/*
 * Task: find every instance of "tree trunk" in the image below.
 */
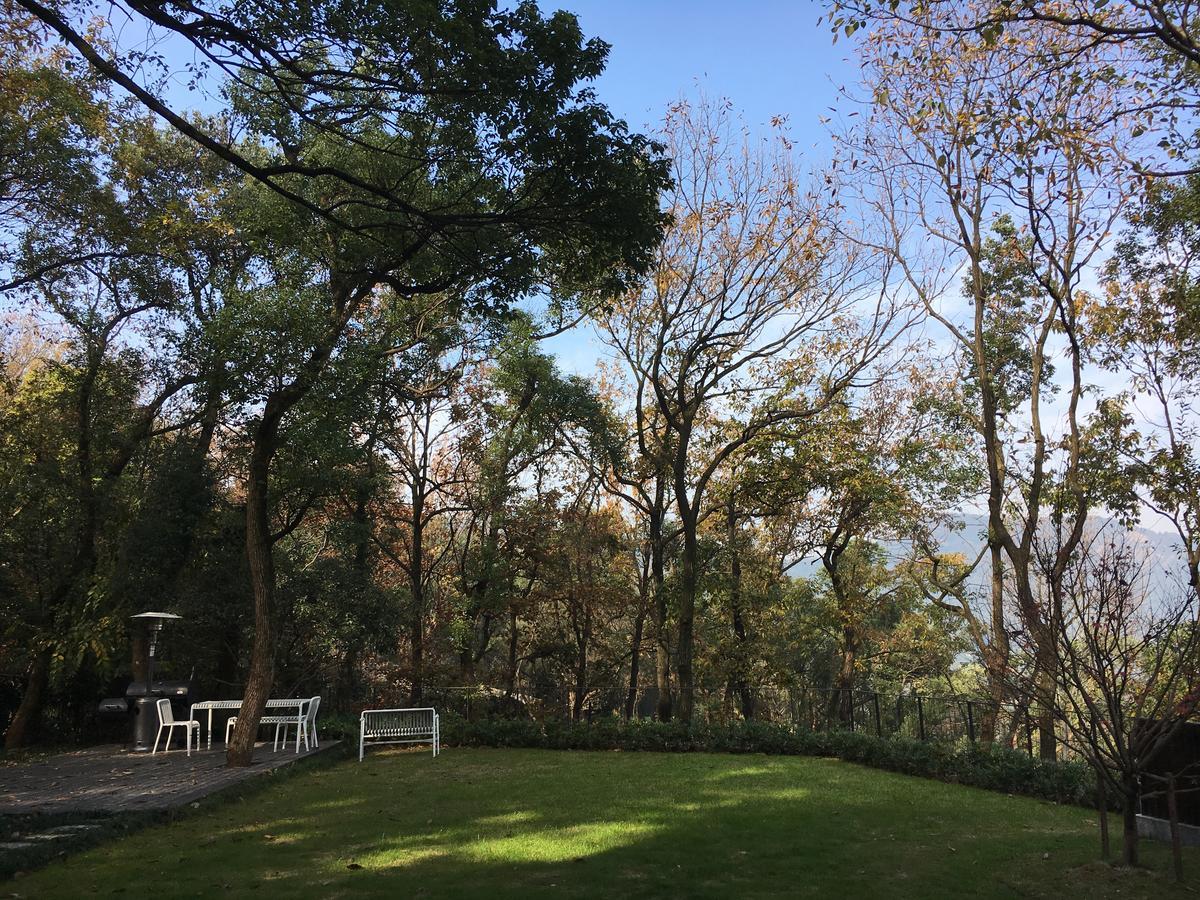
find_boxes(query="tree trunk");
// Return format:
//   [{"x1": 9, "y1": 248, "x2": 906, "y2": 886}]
[
  {"x1": 979, "y1": 542, "x2": 1008, "y2": 747},
  {"x1": 625, "y1": 593, "x2": 647, "y2": 721},
  {"x1": 459, "y1": 644, "x2": 475, "y2": 681},
  {"x1": 1035, "y1": 648, "x2": 1058, "y2": 761},
  {"x1": 726, "y1": 499, "x2": 754, "y2": 720},
  {"x1": 224, "y1": 281, "x2": 362, "y2": 767},
  {"x1": 409, "y1": 609, "x2": 424, "y2": 703},
  {"x1": 572, "y1": 604, "x2": 590, "y2": 722},
  {"x1": 651, "y1": 509, "x2": 672, "y2": 721},
  {"x1": 979, "y1": 671, "x2": 1003, "y2": 748},
  {"x1": 409, "y1": 482, "x2": 425, "y2": 704},
  {"x1": 345, "y1": 477, "x2": 370, "y2": 713},
  {"x1": 3, "y1": 649, "x2": 51, "y2": 750},
  {"x1": 1121, "y1": 780, "x2": 1140, "y2": 867},
  {"x1": 458, "y1": 610, "x2": 493, "y2": 682},
  {"x1": 460, "y1": 517, "x2": 499, "y2": 681},
  {"x1": 828, "y1": 627, "x2": 859, "y2": 727},
  {"x1": 676, "y1": 519, "x2": 698, "y2": 722},
  {"x1": 226, "y1": 407, "x2": 281, "y2": 767},
  {"x1": 506, "y1": 609, "x2": 519, "y2": 697}
]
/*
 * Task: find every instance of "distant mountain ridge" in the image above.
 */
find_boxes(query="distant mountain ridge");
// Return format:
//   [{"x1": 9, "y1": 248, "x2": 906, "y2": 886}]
[
  {"x1": 789, "y1": 513, "x2": 1187, "y2": 603},
  {"x1": 920, "y1": 513, "x2": 1187, "y2": 602}
]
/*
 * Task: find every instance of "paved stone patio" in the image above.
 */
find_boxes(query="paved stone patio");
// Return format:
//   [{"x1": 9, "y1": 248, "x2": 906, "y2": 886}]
[{"x1": 0, "y1": 740, "x2": 339, "y2": 815}]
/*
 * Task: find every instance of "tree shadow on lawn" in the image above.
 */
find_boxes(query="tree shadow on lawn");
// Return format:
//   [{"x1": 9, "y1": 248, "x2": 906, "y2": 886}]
[{"x1": 16, "y1": 748, "x2": 1200, "y2": 899}]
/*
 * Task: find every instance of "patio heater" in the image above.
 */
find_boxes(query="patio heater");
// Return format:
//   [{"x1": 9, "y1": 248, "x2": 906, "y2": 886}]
[{"x1": 128, "y1": 611, "x2": 182, "y2": 752}]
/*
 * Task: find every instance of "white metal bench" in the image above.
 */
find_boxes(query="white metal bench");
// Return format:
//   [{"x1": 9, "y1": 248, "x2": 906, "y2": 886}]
[{"x1": 359, "y1": 707, "x2": 440, "y2": 760}]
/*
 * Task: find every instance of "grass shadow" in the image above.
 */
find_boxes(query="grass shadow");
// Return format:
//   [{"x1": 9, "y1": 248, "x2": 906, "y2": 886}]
[{"x1": 7, "y1": 747, "x2": 1197, "y2": 899}]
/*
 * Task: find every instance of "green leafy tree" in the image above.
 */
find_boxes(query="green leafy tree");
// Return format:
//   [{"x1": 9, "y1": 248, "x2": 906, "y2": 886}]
[
  {"x1": 450, "y1": 328, "x2": 616, "y2": 684},
  {"x1": 0, "y1": 88, "x2": 226, "y2": 747},
  {"x1": 1093, "y1": 175, "x2": 1200, "y2": 602},
  {"x1": 838, "y1": 4, "x2": 1139, "y2": 756},
  {"x1": 601, "y1": 96, "x2": 903, "y2": 721},
  {"x1": 10, "y1": 1, "x2": 669, "y2": 764}
]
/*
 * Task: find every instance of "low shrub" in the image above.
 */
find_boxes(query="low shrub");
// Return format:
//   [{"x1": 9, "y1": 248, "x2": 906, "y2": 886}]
[
  {"x1": 439, "y1": 716, "x2": 1093, "y2": 805},
  {"x1": 317, "y1": 712, "x2": 362, "y2": 742}
]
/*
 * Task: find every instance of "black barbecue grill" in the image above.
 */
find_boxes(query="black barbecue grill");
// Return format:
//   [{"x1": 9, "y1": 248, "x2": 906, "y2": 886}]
[
  {"x1": 95, "y1": 612, "x2": 190, "y2": 751},
  {"x1": 96, "y1": 679, "x2": 197, "y2": 750}
]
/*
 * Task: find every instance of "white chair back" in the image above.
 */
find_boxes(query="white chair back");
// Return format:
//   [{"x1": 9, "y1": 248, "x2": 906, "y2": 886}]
[
  {"x1": 364, "y1": 707, "x2": 434, "y2": 737},
  {"x1": 305, "y1": 696, "x2": 321, "y2": 727},
  {"x1": 156, "y1": 697, "x2": 175, "y2": 726},
  {"x1": 358, "y1": 707, "x2": 439, "y2": 759}
]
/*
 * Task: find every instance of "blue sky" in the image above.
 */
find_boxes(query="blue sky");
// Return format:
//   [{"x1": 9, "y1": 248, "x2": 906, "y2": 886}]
[
  {"x1": 537, "y1": 1, "x2": 856, "y2": 372},
  {"x1": 546, "y1": 2, "x2": 853, "y2": 141}
]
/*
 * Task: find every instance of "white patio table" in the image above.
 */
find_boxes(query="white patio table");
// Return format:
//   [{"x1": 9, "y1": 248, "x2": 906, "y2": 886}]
[{"x1": 190, "y1": 698, "x2": 310, "y2": 750}]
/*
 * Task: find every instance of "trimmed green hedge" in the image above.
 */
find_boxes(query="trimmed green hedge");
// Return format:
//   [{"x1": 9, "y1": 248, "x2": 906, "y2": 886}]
[{"x1": 439, "y1": 716, "x2": 1093, "y2": 806}]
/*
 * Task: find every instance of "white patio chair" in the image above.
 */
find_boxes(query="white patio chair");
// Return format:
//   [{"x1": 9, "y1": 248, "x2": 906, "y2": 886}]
[
  {"x1": 306, "y1": 695, "x2": 321, "y2": 748},
  {"x1": 152, "y1": 697, "x2": 200, "y2": 756},
  {"x1": 276, "y1": 696, "x2": 320, "y2": 752},
  {"x1": 263, "y1": 700, "x2": 309, "y2": 753}
]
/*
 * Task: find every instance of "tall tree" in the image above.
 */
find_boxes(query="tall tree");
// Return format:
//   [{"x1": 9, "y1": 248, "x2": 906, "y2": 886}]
[
  {"x1": 603, "y1": 97, "x2": 904, "y2": 721},
  {"x1": 368, "y1": 321, "x2": 476, "y2": 702},
  {"x1": 0, "y1": 95, "x2": 223, "y2": 748},
  {"x1": 9, "y1": 2, "x2": 668, "y2": 763},
  {"x1": 450, "y1": 329, "x2": 617, "y2": 684},
  {"x1": 839, "y1": 7, "x2": 1138, "y2": 755},
  {"x1": 1092, "y1": 174, "x2": 1200, "y2": 600},
  {"x1": 594, "y1": 359, "x2": 677, "y2": 719}
]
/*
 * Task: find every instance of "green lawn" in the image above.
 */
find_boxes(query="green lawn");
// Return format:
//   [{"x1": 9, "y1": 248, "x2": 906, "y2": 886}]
[{"x1": 9, "y1": 748, "x2": 1198, "y2": 898}]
